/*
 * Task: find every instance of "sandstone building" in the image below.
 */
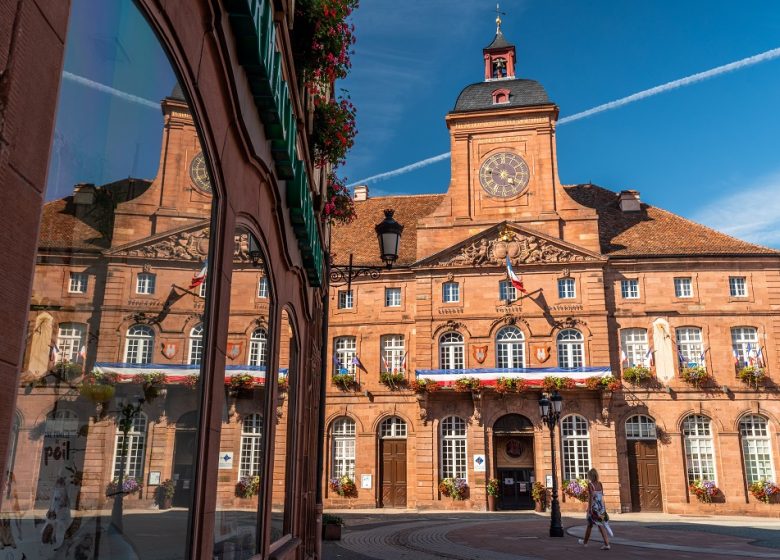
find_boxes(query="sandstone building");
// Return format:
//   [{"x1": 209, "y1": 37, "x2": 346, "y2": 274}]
[{"x1": 324, "y1": 25, "x2": 780, "y2": 516}]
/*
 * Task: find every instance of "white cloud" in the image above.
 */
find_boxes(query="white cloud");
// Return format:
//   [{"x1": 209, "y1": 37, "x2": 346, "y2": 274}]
[{"x1": 692, "y1": 171, "x2": 780, "y2": 247}]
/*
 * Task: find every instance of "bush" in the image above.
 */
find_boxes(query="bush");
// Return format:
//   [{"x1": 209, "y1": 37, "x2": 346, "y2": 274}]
[
  {"x1": 486, "y1": 478, "x2": 500, "y2": 497},
  {"x1": 622, "y1": 366, "x2": 652, "y2": 384}
]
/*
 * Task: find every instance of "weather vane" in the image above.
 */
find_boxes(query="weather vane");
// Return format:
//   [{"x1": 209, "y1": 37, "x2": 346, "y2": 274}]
[{"x1": 495, "y1": 3, "x2": 506, "y2": 33}]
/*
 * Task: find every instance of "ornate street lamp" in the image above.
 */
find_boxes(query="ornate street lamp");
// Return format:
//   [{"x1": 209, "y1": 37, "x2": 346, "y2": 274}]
[
  {"x1": 538, "y1": 390, "x2": 564, "y2": 537},
  {"x1": 329, "y1": 209, "x2": 403, "y2": 291}
]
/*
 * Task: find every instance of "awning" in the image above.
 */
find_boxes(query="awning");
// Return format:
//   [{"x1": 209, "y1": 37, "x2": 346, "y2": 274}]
[{"x1": 414, "y1": 367, "x2": 612, "y2": 388}]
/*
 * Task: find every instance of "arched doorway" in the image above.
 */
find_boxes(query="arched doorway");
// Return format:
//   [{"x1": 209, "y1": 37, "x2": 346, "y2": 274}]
[
  {"x1": 493, "y1": 414, "x2": 534, "y2": 510},
  {"x1": 173, "y1": 410, "x2": 198, "y2": 507},
  {"x1": 625, "y1": 414, "x2": 662, "y2": 511},
  {"x1": 378, "y1": 416, "x2": 407, "y2": 508}
]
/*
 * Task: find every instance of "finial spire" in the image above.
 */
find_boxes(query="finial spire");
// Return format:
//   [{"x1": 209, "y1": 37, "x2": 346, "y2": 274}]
[{"x1": 495, "y1": 3, "x2": 504, "y2": 33}]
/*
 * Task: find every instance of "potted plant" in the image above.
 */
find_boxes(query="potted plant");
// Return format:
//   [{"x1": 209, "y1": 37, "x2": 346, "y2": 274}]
[
  {"x1": 329, "y1": 475, "x2": 357, "y2": 497},
  {"x1": 52, "y1": 360, "x2": 83, "y2": 381},
  {"x1": 133, "y1": 371, "x2": 167, "y2": 402},
  {"x1": 738, "y1": 366, "x2": 766, "y2": 388},
  {"x1": 379, "y1": 371, "x2": 406, "y2": 390},
  {"x1": 563, "y1": 478, "x2": 589, "y2": 502},
  {"x1": 235, "y1": 475, "x2": 260, "y2": 499},
  {"x1": 410, "y1": 377, "x2": 439, "y2": 394},
  {"x1": 749, "y1": 480, "x2": 779, "y2": 503},
  {"x1": 689, "y1": 479, "x2": 720, "y2": 503},
  {"x1": 531, "y1": 481, "x2": 547, "y2": 512},
  {"x1": 486, "y1": 478, "x2": 499, "y2": 511},
  {"x1": 622, "y1": 365, "x2": 652, "y2": 385},
  {"x1": 541, "y1": 376, "x2": 576, "y2": 392},
  {"x1": 332, "y1": 372, "x2": 356, "y2": 390},
  {"x1": 322, "y1": 513, "x2": 344, "y2": 541},
  {"x1": 228, "y1": 373, "x2": 255, "y2": 397},
  {"x1": 680, "y1": 365, "x2": 709, "y2": 388},
  {"x1": 156, "y1": 479, "x2": 175, "y2": 509},
  {"x1": 78, "y1": 370, "x2": 118, "y2": 404},
  {"x1": 438, "y1": 477, "x2": 468, "y2": 500},
  {"x1": 182, "y1": 374, "x2": 199, "y2": 390},
  {"x1": 495, "y1": 377, "x2": 527, "y2": 395},
  {"x1": 454, "y1": 377, "x2": 482, "y2": 392}
]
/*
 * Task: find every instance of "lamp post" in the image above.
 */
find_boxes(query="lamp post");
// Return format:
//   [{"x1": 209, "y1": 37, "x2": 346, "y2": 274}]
[
  {"x1": 329, "y1": 209, "x2": 404, "y2": 291},
  {"x1": 538, "y1": 390, "x2": 564, "y2": 537}
]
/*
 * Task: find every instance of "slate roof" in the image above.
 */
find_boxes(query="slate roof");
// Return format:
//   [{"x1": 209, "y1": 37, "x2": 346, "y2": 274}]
[
  {"x1": 485, "y1": 30, "x2": 514, "y2": 50},
  {"x1": 170, "y1": 83, "x2": 185, "y2": 101},
  {"x1": 452, "y1": 79, "x2": 551, "y2": 113}
]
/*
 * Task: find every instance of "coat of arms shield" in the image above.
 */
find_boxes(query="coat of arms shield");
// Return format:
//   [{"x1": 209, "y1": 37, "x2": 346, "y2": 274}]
[
  {"x1": 533, "y1": 344, "x2": 551, "y2": 363},
  {"x1": 472, "y1": 344, "x2": 488, "y2": 364},
  {"x1": 162, "y1": 342, "x2": 178, "y2": 359},
  {"x1": 227, "y1": 341, "x2": 243, "y2": 361}
]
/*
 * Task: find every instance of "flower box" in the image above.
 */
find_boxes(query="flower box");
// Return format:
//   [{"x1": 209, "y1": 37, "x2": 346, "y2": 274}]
[
  {"x1": 332, "y1": 372, "x2": 356, "y2": 390},
  {"x1": 622, "y1": 366, "x2": 652, "y2": 385},
  {"x1": 680, "y1": 366, "x2": 709, "y2": 387},
  {"x1": 563, "y1": 479, "x2": 589, "y2": 502},
  {"x1": 235, "y1": 475, "x2": 260, "y2": 499},
  {"x1": 454, "y1": 377, "x2": 482, "y2": 392},
  {"x1": 494, "y1": 377, "x2": 527, "y2": 395},
  {"x1": 410, "y1": 378, "x2": 439, "y2": 393},
  {"x1": 379, "y1": 371, "x2": 406, "y2": 390},
  {"x1": 689, "y1": 479, "x2": 720, "y2": 503},
  {"x1": 329, "y1": 475, "x2": 357, "y2": 497},
  {"x1": 541, "y1": 376, "x2": 576, "y2": 392},
  {"x1": 439, "y1": 478, "x2": 468, "y2": 500},
  {"x1": 749, "y1": 480, "x2": 779, "y2": 503},
  {"x1": 738, "y1": 366, "x2": 766, "y2": 388}
]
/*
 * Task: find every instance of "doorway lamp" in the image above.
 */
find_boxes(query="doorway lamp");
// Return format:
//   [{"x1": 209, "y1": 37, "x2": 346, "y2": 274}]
[
  {"x1": 329, "y1": 209, "x2": 404, "y2": 292},
  {"x1": 538, "y1": 390, "x2": 564, "y2": 537}
]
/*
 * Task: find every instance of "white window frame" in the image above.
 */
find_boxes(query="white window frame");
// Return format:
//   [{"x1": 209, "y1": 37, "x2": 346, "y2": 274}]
[
  {"x1": 625, "y1": 414, "x2": 656, "y2": 440},
  {"x1": 729, "y1": 276, "x2": 747, "y2": 297},
  {"x1": 558, "y1": 278, "x2": 576, "y2": 299},
  {"x1": 248, "y1": 328, "x2": 267, "y2": 367},
  {"x1": 676, "y1": 327, "x2": 704, "y2": 367},
  {"x1": 731, "y1": 326, "x2": 759, "y2": 368},
  {"x1": 331, "y1": 417, "x2": 356, "y2": 478},
  {"x1": 561, "y1": 414, "x2": 591, "y2": 480},
  {"x1": 337, "y1": 289, "x2": 353, "y2": 309},
  {"x1": 68, "y1": 272, "x2": 88, "y2": 294},
  {"x1": 682, "y1": 414, "x2": 716, "y2": 484},
  {"x1": 380, "y1": 416, "x2": 407, "y2": 439},
  {"x1": 239, "y1": 413, "x2": 263, "y2": 479},
  {"x1": 442, "y1": 282, "x2": 460, "y2": 303},
  {"x1": 674, "y1": 277, "x2": 692, "y2": 298},
  {"x1": 187, "y1": 324, "x2": 204, "y2": 365},
  {"x1": 739, "y1": 414, "x2": 775, "y2": 484},
  {"x1": 199, "y1": 281, "x2": 207, "y2": 298},
  {"x1": 496, "y1": 326, "x2": 525, "y2": 368},
  {"x1": 620, "y1": 328, "x2": 649, "y2": 367},
  {"x1": 557, "y1": 329, "x2": 584, "y2": 368},
  {"x1": 257, "y1": 277, "x2": 269, "y2": 299},
  {"x1": 334, "y1": 336, "x2": 357, "y2": 374},
  {"x1": 124, "y1": 324, "x2": 154, "y2": 364},
  {"x1": 385, "y1": 287, "x2": 401, "y2": 307},
  {"x1": 112, "y1": 412, "x2": 148, "y2": 479},
  {"x1": 57, "y1": 323, "x2": 85, "y2": 363},
  {"x1": 381, "y1": 334, "x2": 405, "y2": 373},
  {"x1": 499, "y1": 280, "x2": 516, "y2": 301},
  {"x1": 136, "y1": 272, "x2": 156, "y2": 295},
  {"x1": 44, "y1": 409, "x2": 79, "y2": 438},
  {"x1": 621, "y1": 279, "x2": 640, "y2": 299},
  {"x1": 440, "y1": 416, "x2": 467, "y2": 480},
  {"x1": 439, "y1": 332, "x2": 464, "y2": 370}
]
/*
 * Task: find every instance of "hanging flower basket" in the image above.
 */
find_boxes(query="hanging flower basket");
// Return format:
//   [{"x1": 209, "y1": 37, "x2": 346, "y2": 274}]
[
  {"x1": 689, "y1": 479, "x2": 720, "y2": 503},
  {"x1": 228, "y1": 373, "x2": 255, "y2": 396},
  {"x1": 563, "y1": 479, "x2": 589, "y2": 502},
  {"x1": 379, "y1": 371, "x2": 406, "y2": 389},
  {"x1": 738, "y1": 366, "x2": 766, "y2": 388},
  {"x1": 312, "y1": 97, "x2": 357, "y2": 168},
  {"x1": 622, "y1": 366, "x2": 652, "y2": 384},
  {"x1": 78, "y1": 370, "x2": 119, "y2": 403},
  {"x1": 322, "y1": 173, "x2": 356, "y2": 226},
  {"x1": 106, "y1": 476, "x2": 142, "y2": 497},
  {"x1": 410, "y1": 377, "x2": 439, "y2": 393},
  {"x1": 541, "y1": 376, "x2": 576, "y2": 392},
  {"x1": 749, "y1": 480, "x2": 780, "y2": 503},
  {"x1": 680, "y1": 366, "x2": 709, "y2": 387},
  {"x1": 132, "y1": 372, "x2": 167, "y2": 402},
  {"x1": 332, "y1": 372, "x2": 356, "y2": 390},
  {"x1": 439, "y1": 477, "x2": 468, "y2": 500},
  {"x1": 329, "y1": 475, "x2": 357, "y2": 497},
  {"x1": 235, "y1": 475, "x2": 260, "y2": 499}
]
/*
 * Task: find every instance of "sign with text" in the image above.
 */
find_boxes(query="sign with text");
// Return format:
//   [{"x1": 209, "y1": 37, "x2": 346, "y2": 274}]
[{"x1": 218, "y1": 451, "x2": 234, "y2": 470}]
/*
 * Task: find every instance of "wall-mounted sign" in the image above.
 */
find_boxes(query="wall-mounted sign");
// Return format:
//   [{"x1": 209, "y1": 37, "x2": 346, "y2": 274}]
[
  {"x1": 546, "y1": 475, "x2": 553, "y2": 488},
  {"x1": 361, "y1": 474, "x2": 372, "y2": 489},
  {"x1": 473, "y1": 454, "x2": 486, "y2": 472},
  {"x1": 218, "y1": 451, "x2": 234, "y2": 470},
  {"x1": 148, "y1": 471, "x2": 161, "y2": 486}
]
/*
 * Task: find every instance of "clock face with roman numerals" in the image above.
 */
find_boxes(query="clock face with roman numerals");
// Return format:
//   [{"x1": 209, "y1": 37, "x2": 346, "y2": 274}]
[
  {"x1": 478, "y1": 152, "x2": 530, "y2": 198},
  {"x1": 189, "y1": 151, "x2": 212, "y2": 193}
]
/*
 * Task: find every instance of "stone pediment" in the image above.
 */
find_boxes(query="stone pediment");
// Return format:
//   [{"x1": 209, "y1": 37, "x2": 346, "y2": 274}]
[
  {"x1": 415, "y1": 222, "x2": 604, "y2": 268},
  {"x1": 106, "y1": 221, "x2": 258, "y2": 264}
]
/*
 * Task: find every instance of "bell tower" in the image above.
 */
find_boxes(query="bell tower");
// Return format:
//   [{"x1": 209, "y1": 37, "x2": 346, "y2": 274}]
[{"x1": 484, "y1": 8, "x2": 516, "y2": 80}]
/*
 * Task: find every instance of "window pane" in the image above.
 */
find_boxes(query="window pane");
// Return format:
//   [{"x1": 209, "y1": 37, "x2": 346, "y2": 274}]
[
  {"x1": 11, "y1": 4, "x2": 214, "y2": 557},
  {"x1": 683, "y1": 415, "x2": 716, "y2": 483}
]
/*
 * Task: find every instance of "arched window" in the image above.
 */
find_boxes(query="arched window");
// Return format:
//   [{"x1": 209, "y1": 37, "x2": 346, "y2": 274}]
[
  {"x1": 57, "y1": 323, "x2": 85, "y2": 362},
  {"x1": 248, "y1": 328, "x2": 267, "y2": 367},
  {"x1": 331, "y1": 417, "x2": 356, "y2": 478},
  {"x1": 731, "y1": 327, "x2": 759, "y2": 368},
  {"x1": 333, "y1": 337, "x2": 357, "y2": 374},
  {"x1": 557, "y1": 329, "x2": 584, "y2": 368},
  {"x1": 381, "y1": 334, "x2": 405, "y2": 372},
  {"x1": 112, "y1": 412, "x2": 148, "y2": 479},
  {"x1": 239, "y1": 413, "x2": 263, "y2": 478},
  {"x1": 625, "y1": 414, "x2": 656, "y2": 439},
  {"x1": 439, "y1": 332, "x2": 464, "y2": 370},
  {"x1": 188, "y1": 324, "x2": 204, "y2": 365},
  {"x1": 620, "y1": 328, "x2": 648, "y2": 367},
  {"x1": 124, "y1": 324, "x2": 154, "y2": 364},
  {"x1": 380, "y1": 416, "x2": 407, "y2": 439},
  {"x1": 496, "y1": 326, "x2": 524, "y2": 368},
  {"x1": 739, "y1": 414, "x2": 774, "y2": 484},
  {"x1": 492, "y1": 57, "x2": 507, "y2": 78},
  {"x1": 682, "y1": 414, "x2": 716, "y2": 483},
  {"x1": 676, "y1": 327, "x2": 704, "y2": 367},
  {"x1": 440, "y1": 416, "x2": 467, "y2": 479},
  {"x1": 562, "y1": 414, "x2": 591, "y2": 480}
]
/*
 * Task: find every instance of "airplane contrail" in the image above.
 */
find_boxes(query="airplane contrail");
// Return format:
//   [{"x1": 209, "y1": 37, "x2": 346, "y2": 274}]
[
  {"x1": 347, "y1": 46, "x2": 780, "y2": 188},
  {"x1": 62, "y1": 71, "x2": 161, "y2": 110}
]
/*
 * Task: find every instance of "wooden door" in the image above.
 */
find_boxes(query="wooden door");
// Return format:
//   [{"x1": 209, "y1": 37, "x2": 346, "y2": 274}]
[
  {"x1": 380, "y1": 439, "x2": 407, "y2": 508},
  {"x1": 627, "y1": 440, "x2": 662, "y2": 511},
  {"x1": 172, "y1": 430, "x2": 196, "y2": 507}
]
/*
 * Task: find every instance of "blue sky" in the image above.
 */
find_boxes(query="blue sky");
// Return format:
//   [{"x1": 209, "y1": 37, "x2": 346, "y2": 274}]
[{"x1": 339, "y1": 1, "x2": 780, "y2": 247}]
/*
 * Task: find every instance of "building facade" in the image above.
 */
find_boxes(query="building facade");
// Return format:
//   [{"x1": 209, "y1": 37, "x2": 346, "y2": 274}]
[
  {"x1": 1, "y1": 1, "x2": 335, "y2": 559},
  {"x1": 324, "y1": 26, "x2": 780, "y2": 516}
]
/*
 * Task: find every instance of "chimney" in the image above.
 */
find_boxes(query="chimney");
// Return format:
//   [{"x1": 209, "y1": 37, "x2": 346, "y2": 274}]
[
  {"x1": 353, "y1": 184, "x2": 368, "y2": 202},
  {"x1": 618, "y1": 190, "x2": 641, "y2": 212},
  {"x1": 73, "y1": 183, "x2": 96, "y2": 206}
]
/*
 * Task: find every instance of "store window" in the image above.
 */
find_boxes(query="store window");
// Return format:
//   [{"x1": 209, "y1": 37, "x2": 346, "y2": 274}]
[
  {"x1": 440, "y1": 416, "x2": 467, "y2": 480},
  {"x1": 739, "y1": 414, "x2": 774, "y2": 485},
  {"x1": 331, "y1": 417, "x2": 356, "y2": 478},
  {"x1": 557, "y1": 329, "x2": 584, "y2": 368},
  {"x1": 562, "y1": 414, "x2": 591, "y2": 480},
  {"x1": 439, "y1": 332, "x2": 464, "y2": 370},
  {"x1": 682, "y1": 414, "x2": 716, "y2": 484},
  {"x1": 496, "y1": 326, "x2": 524, "y2": 368}
]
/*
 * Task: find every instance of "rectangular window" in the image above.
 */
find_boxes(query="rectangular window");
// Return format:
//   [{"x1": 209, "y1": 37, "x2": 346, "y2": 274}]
[
  {"x1": 112, "y1": 415, "x2": 148, "y2": 479},
  {"x1": 68, "y1": 272, "x2": 88, "y2": 293},
  {"x1": 257, "y1": 277, "x2": 269, "y2": 298},
  {"x1": 337, "y1": 289, "x2": 353, "y2": 309},
  {"x1": 442, "y1": 282, "x2": 460, "y2": 303},
  {"x1": 333, "y1": 435, "x2": 356, "y2": 478},
  {"x1": 674, "y1": 277, "x2": 692, "y2": 298},
  {"x1": 136, "y1": 273, "x2": 156, "y2": 295},
  {"x1": 499, "y1": 280, "x2": 516, "y2": 301},
  {"x1": 558, "y1": 278, "x2": 575, "y2": 299},
  {"x1": 385, "y1": 287, "x2": 401, "y2": 307},
  {"x1": 729, "y1": 276, "x2": 747, "y2": 297},
  {"x1": 620, "y1": 328, "x2": 649, "y2": 367},
  {"x1": 381, "y1": 335, "x2": 405, "y2": 372},
  {"x1": 334, "y1": 337, "x2": 357, "y2": 375},
  {"x1": 199, "y1": 281, "x2": 207, "y2": 298},
  {"x1": 621, "y1": 279, "x2": 639, "y2": 299},
  {"x1": 441, "y1": 438, "x2": 467, "y2": 479}
]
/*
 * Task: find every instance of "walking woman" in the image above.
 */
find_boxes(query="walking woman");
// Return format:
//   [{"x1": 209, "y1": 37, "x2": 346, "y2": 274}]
[{"x1": 578, "y1": 468, "x2": 612, "y2": 550}]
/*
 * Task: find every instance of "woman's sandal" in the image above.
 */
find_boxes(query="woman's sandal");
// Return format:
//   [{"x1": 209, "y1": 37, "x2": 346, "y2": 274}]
[{"x1": 601, "y1": 545, "x2": 611, "y2": 550}]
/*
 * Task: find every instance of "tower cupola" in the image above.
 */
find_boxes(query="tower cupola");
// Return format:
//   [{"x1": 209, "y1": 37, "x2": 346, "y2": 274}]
[{"x1": 483, "y1": 5, "x2": 516, "y2": 80}]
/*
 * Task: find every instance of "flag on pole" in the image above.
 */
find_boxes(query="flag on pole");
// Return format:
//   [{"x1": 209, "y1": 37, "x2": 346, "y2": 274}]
[
  {"x1": 401, "y1": 351, "x2": 408, "y2": 372},
  {"x1": 677, "y1": 347, "x2": 686, "y2": 365},
  {"x1": 746, "y1": 343, "x2": 756, "y2": 366},
  {"x1": 505, "y1": 255, "x2": 527, "y2": 294},
  {"x1": 645, "y1": 347, "x2": 654, "y2": 367},
  {"x1": 352, "y1": 355, "x2": 367, "y2": 371},
  {"x1": 50, "y1": 343, "x2": 60, "y2": 363},
  {"x1": 190, "y1": 259, "x2": 208, "y2": 289},
  {"x1": 756, "y1": 346, "x2": 765, "y2": 368},
  {"x1": 699, "y1": 346, "x2": 707, "y2": 366},
  {"x1": 620, "y1": 349, "x2": 627, "y2": 365},
  {"x1": 732, "y1": 348, "x2": 740, "y2": 365},
  {"x1": 78, "y1": 345, "x2": 87, "y2": 362},
  {"x1": 382, "y1": 356, "x2": 390, "y2": 373},
  {"x1": 332, "y1": 352, "x2": 341, "y2": 372}
]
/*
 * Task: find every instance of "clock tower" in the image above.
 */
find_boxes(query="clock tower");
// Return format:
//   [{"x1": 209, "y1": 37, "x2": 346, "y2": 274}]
[{"x1": 417, "y1": 21, "x2": 601, "y2": 258}]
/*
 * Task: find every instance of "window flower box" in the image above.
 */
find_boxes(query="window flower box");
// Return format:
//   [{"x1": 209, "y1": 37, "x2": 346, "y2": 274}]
[
  {"x1": 738, "y1": 366, "x2": 766, "y2": 388},
  {"x1": 622, "y1": 366, "x2": 652, "y2": 385},
  {"x1": 563, "y1": 478, "x2": 589, "y2": 502},
  {"x1": 749, "y1": 480, "x2": 779, "y2": 503},
  {"x1": 439, "y1": 477, "x2": 468, "y2": 500},
  {"x1": 235, "y1": 475, "x2": 260, "y2": 499},
  {"x1": 585, "y1": 375, "x2": 621, "y2": 391},
  {"x1": 541, "y1": 376, "x2": 576, "y2": 392},
  {"x1": 329, "y1": 475, "x2": 357, "y2": 497},
  {"x1": 410, "y1": 377, "x2": 439, "y2": 394},
  {"x1": 332, "y1": 372, "x2": 356, "y2": 390},
  {"x1": 379, "y1": 371, "x2": 406, "y2": 390},
  {"x1": 495, "y1": 376, "x2": 527, "y2": 395},
  {"x1": 680, "y1": 366, "x2": 709, "y2": 388},
  {"x1": 689, "y1": 479, "x2": 720, "y2": 503}
]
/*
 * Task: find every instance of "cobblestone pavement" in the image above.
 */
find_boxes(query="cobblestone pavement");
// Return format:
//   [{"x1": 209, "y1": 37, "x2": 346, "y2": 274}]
[{"x1": 322, "y1": 511, "x2": 780, "y2": 560}]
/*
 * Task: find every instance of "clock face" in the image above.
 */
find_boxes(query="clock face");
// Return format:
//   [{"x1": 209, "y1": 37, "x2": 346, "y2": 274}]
[
  {"x1": 479, "y1": 152, "x2": 530, "y2": 198},
  {"x1": 189, "y1": 152, "x2": 212, "y2": 193}
]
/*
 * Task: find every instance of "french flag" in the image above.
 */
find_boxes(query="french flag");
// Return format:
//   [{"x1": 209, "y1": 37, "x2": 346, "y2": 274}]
[
  {"x1": 505, "y1": 255, "x2": 527, "y2": 294},
  {"x1": 190, "y1": 259, "x2": 208, "y2": 289}
]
